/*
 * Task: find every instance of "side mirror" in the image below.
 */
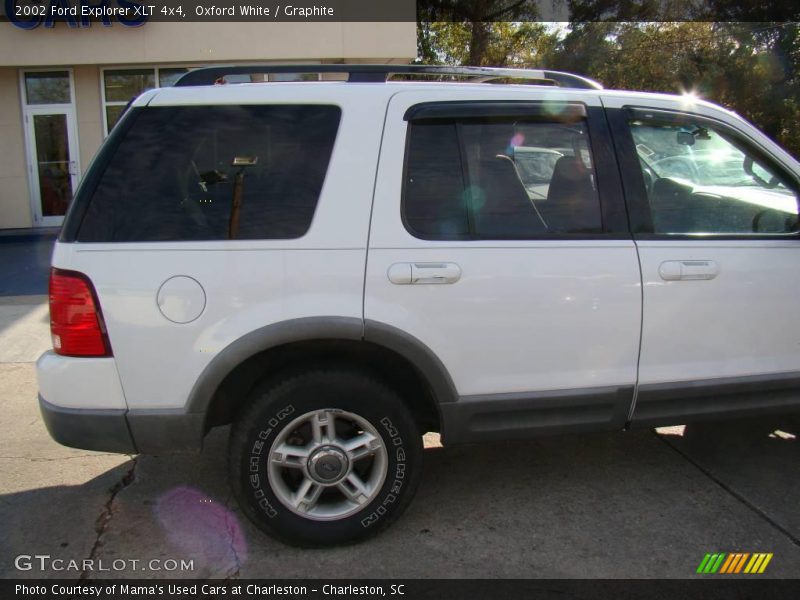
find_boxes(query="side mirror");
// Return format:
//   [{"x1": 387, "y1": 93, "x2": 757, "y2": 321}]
[
  {"x1": 744, "y1": 156, "x2": 781, "y2": 189},
  {"x1": 676, "y1": 131, "x2": 695, "y2": 146}
]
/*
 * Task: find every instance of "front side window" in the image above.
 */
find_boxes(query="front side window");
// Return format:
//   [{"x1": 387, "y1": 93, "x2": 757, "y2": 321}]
[
  {"x1": 77, "y1": 104, "x2": 341, "y2": 242},
  {"x1": 404, "y1": 115, "x2": 602, "y2": 239},
  {"x1": 628, "y1": 112, "x2": 800, "y2": 235}
]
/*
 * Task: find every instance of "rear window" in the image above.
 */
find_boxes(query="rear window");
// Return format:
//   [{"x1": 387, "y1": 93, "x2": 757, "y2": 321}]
[{"x1": 77, "y1": 105, "x2": 341, "y2": 242}]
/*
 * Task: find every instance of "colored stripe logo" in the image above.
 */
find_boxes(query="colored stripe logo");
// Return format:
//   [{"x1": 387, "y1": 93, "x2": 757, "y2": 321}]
[{"x1": 696, "y1": 552, "x2": 773, "y2": 574}]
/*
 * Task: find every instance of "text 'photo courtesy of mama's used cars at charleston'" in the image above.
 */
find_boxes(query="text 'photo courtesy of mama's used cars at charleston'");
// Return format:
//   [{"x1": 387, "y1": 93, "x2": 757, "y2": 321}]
[{"x1": 37, "y1": 64, "x2": 800, "y2": 546}]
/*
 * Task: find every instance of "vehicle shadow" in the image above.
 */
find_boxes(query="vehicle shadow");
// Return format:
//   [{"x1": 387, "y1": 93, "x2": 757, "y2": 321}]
[{"x1": 0, "y1": 458, "x2": 135, "y2": 579}]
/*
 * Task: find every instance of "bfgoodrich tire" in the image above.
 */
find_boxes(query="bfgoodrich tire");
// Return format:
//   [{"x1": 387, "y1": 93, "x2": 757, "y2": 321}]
[{"x1": 229, "y1": 369, "x2": 423, "y2": 546}]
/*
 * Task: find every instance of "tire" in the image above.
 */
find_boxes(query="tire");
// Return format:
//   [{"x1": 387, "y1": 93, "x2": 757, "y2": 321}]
[{"x1": 229, "y1": 368, "x2": 423, "y2": 546}]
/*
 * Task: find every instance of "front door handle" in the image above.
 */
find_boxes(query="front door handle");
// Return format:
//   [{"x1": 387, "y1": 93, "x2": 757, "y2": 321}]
[
  {"x1": 387, "y1": 262, "x2": 462, "y2": 285},
  {"x1": 659, "y1": 260, "x2": 720, "y2": 281}
]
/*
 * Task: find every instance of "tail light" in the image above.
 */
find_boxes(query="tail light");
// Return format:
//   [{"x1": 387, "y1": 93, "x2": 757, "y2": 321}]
[{"x1": 49, "y1": 268, "x2": 112, "y2": 357}]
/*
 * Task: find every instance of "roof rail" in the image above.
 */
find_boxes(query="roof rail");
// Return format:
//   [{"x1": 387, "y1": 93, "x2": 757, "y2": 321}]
[{"x1": 173, "y1": 64, "x2": 603, "y2": 90}]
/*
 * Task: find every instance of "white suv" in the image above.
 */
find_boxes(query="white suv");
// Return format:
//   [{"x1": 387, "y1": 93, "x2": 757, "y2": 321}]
[{"x1": 37, "y1": 65, "x2": 800, "y2": 546}]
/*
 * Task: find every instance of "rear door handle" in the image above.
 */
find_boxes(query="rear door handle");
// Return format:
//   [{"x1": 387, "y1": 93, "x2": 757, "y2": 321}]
[
  {"x1": 659, "y1": 260, "x2": 720, "y2": 281},
  {"x1": 387, "y1": 262, "x2": 461, "y2": 285}
]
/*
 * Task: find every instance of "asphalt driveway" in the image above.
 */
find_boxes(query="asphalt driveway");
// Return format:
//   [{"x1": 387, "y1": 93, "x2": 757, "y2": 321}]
[{"x1": 0, "y1": 229, "x2": 56, "y2": 297}]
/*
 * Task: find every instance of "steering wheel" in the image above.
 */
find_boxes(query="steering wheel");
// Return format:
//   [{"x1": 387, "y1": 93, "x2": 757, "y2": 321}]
[{"x1": 650, "y1": 155, "x2": 700, "y2": 183}]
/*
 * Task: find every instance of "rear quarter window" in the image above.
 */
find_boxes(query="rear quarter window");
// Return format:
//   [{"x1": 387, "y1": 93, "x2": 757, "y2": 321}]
[{"x1": 76, "y1": 104, "x2": 341, "y2": 242}]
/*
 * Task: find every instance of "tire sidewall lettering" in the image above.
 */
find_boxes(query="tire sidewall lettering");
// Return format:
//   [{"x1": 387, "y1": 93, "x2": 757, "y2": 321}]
[
  {"x1": 360, "y1": 416, "x2": 407, "y2": 528},
  {"x1": 247, "y1": 404, "x2": 295, "y2": 519}
]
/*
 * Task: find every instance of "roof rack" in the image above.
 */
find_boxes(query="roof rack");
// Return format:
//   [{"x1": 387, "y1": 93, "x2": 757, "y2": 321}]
[{"x1": 173, "y1": 64, "x2": 603, "y2": 90}]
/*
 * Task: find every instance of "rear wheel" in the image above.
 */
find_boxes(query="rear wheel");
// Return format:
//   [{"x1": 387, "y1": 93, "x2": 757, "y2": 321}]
[{"x1": 229, "y1": 369, "x2": 423, "y2": 546}]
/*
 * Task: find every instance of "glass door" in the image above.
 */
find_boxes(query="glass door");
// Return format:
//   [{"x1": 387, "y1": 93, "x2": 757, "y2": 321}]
[{"x1": 21, "y1": 70, "x2": 80, "y2": 228}]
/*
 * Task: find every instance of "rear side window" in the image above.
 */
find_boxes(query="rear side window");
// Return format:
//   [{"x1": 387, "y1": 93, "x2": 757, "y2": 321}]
[
  {"x1": 403, "y1": 116, "x2": 602, "y2": 240},
  {"x1": 77, "y1": 105, "x2": 341, "y2": 242}
]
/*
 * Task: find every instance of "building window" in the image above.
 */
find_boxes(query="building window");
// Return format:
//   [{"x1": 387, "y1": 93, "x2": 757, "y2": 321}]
[
  {"x1": 102, "y1": 67, "x2": 190, "y2": 134},
  {"x1": 24, "y1": 71, "x2": 72, "y2": 105}
]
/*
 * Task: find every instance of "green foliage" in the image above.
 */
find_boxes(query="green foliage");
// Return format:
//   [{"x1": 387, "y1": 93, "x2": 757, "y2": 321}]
[{"x1": 417, "y1": 21, "x2": 551, "y2": 66}]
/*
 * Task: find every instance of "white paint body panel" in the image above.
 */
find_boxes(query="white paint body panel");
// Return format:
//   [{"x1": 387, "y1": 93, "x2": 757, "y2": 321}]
[
  {"x1": 57, "y1": 246, "x2": 366, "y2": 409},
  {"x1": 636, "y1": 241, "x2": 800, "y2": 385},
  {"x1": 365, "y1": 90, "x2": 642, "y2": 396}
]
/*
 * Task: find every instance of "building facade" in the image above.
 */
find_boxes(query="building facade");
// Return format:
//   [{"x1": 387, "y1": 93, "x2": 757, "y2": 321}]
[{"x1": 0, "y1": 20, "x2": 416, "y2": 230}]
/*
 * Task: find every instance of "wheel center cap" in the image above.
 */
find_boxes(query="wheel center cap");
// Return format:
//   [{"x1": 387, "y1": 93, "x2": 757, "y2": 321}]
[{"x1": 307, "y1": 446, "x2": 349, "y2": 483}]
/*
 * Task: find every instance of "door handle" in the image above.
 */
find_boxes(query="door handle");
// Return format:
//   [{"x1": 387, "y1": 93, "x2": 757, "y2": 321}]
[
  {"x1": 658, "y1": 260, "x2": 720, "y2": 281},
  {"x1": 387, "y1": 262, "x2": 461, "y2": 285}
]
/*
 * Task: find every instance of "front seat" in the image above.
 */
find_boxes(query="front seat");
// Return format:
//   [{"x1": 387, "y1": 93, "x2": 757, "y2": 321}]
[
  {"x1": 544, "y1": 156, "x2": 602, "y2": 233},
  {"x1": 472, "y1": 157, "x2": 548, "y2": 237}
]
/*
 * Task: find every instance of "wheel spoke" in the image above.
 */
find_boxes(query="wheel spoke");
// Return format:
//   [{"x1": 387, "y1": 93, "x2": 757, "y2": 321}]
[
  {"x1": 336, "y1": 472, "x2": 371, "y2": 505},
  {"x1": 311, "y1": 410, "x2": 337, "y2": 444},
  {"x1": 270, "y1": 443, "x2": 309, "y2": 469},
  {"x1": 342, "y1": 432, "x2": 381, "y2": 462},
  {"x1": 267, "y1": 407, "x2": 389, "y2": 521},
  {"x1": 293, "y1": 477, "x2": 323, "y2": 512}
]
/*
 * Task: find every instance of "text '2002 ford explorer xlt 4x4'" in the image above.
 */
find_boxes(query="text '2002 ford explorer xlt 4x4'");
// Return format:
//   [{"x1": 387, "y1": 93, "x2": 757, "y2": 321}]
[{"x1": 37, "y1": 65, "x2": 800, "y2": 546}]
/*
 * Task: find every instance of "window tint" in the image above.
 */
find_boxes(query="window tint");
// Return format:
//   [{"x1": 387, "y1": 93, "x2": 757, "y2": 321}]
[
  {"x1": 404, "y1": 123, "x2": 469, "y2": 238},
  {"x1": 78, "y1": 105, "x2": 340, "y2": 242},
  {"x1": 628, "y1": 114, "x2": 800, "y2": 235},
  {"x1": 404, "y1": 116, "x2": 602, "y2": 239}
]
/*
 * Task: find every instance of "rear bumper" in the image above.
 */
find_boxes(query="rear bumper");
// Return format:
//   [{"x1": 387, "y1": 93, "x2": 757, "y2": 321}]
[
  {"x1": 37, "y1": 351, "x2": 206, "y2": 454},
  {"x1": 39, "y1": 396, "x2": 137, "y2": 453},
  {"x1": 38, "y1": 395, "x2": 207, "y2": 454}
]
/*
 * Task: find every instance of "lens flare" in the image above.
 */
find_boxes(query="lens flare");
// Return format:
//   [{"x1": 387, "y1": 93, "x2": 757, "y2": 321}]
[
  {"x1": 679, "y1": 87, "x2": 701, "y2": 107},
  {"x1": 156, "y1": 486, "x2": 247, "y2": 571}
]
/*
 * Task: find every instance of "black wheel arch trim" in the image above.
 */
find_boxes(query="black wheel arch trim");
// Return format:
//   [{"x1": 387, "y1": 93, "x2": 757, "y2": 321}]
[
  {"x1": 185, "y1": 316, "x2": 364, "y2": 417},
  {"x1": 362, "y1": 319, "x2": 458, "y2": 405},
  {"x1": 184, "y1": 316, "x2": 459, "y2": 425}
]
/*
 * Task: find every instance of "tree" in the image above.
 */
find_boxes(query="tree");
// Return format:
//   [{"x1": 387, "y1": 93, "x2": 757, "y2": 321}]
[
  {"x1": 416, "y1": 1, "x2": 549, "y2": 66},
  {"x1": 417, "y1": 20, "x2": 553, "y2": 66}
]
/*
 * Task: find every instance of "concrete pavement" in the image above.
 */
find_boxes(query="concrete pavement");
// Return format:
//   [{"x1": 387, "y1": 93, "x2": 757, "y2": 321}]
[{"x1": 0, "y1": 294, "x2": 798, "y2": 580}]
